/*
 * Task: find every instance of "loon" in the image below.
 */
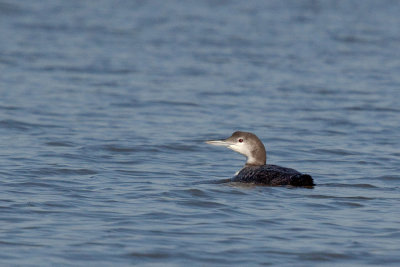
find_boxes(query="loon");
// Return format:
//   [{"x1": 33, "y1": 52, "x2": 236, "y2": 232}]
[{"x1": 206, "y1": 131, "x2": 314, "y2": 186}]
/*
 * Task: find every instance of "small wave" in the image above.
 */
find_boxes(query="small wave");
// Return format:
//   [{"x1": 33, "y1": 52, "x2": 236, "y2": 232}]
[
  {"x1": 300, "y1": 251, "x2": 353, "y2": 261},
  {"x1": 82, "y1": 144, "x2": 159, "y2": 154},
  {"x1": 0, "y1": 2, "x2": 23, "y2": 15},
  {"x1": 128, "y1": 251, "x2": 170, "y2": 259},
  {"x1": 178, "y1": 199, "x2": 227, "y2": 208},
  {"x1": 177, "y1": 66, "x2": 208, "y2": 76},
  {"x1": 103, "y1": 145, "x2": 139, "y2": 153},
  {"x1": 345, "y1": 105, "x2": 400, "y2": 113},
  {"x1": 159, "y1": 144, "x2": 197, "y2": 152},
  {"x1": 184, "y1": 188, "x2": 208, "y2": 197},
  {"x1": 31, "y1": 168, "x2": 97, "y2": 176},
  {"x1": 0, "y1": 119, "x2": 60, "y2": 131},
  {"x1": 375, "y1": 175, "x2": 400, "y2": 181},
  {"x1": 0, "y1": 105, "x2": 20, "y2": 110},
  {"x1": 150, "y1": 100, "x2": 199, "y2": 107},
  {"x1": 311, "y1": 148, "x2": 358, "y2": 156},
  {"x1": 322, "y1": 183, "x2": 379, "y2": 189},
  {"x1": 45, "y1": 141, "x2": 75, "y2": 147},
  {"x1": 308, "y1": 194, "x2": 374, "y2": 200},
  {"x1": 35, "y1": 65, "x2": 136, "y2": 75},
  {"x1": 0, "y1": 240, "x2": 44, "y2": 247},
  {"x1": 339, "y1": 202, "x2": 364, "y2": 208}
]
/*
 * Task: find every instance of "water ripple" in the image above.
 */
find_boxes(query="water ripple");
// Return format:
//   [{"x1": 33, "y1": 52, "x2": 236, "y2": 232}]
[
  {"x1": 30, "y1": 168, "x2": 98, "y2": 176},
  {"x1": 1, "y1": 0, "x2": 400, "y2": 266},
  {"x1": 0, "y1": 119, "x2": 60, "y2": 131}
]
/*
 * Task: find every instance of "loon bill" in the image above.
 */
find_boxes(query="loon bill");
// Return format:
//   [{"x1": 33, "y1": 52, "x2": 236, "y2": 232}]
[{"x1": 206, "y1": 131, "x2": 314, "y2": 186}]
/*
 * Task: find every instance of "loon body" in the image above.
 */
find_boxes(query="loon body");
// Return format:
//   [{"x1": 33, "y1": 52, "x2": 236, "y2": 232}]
[{"x1": 206, "y1": 131, "x2": 314, "y2": 186}]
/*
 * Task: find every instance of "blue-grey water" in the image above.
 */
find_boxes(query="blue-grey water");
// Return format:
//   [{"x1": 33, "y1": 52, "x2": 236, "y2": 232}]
[{"x1": 1, "y1": 0, "x2": 400, "y2": 266}]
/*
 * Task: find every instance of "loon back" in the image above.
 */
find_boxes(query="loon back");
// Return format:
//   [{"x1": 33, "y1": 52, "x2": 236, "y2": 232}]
[{"x1": 232, "y1": 164, "x2": 314, "y2": 186}]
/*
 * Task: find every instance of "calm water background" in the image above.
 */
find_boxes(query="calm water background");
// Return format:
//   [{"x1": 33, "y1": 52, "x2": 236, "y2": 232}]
[{"x1": 1, "y1": 0, "x2": 400, "y2": 266}]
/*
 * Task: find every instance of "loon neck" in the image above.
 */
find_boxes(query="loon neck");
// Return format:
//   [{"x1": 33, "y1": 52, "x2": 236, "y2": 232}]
[
  {"x1": 245, "y1": 149, "x2": 266, "y2": 166},
  {"x1": 245, "y1": 162, "x2": 265, "y2": 168}
]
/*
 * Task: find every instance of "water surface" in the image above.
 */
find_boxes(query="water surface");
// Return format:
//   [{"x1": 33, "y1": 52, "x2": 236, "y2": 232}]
[{"x1": 1, "y1": 0, "x2": 400, "y2": 266}]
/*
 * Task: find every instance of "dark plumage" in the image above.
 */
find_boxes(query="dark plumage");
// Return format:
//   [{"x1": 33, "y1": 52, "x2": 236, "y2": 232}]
[
  {"x1": 206, "y1": 131, "x2": 314, "y2": 187},
  {"x1": 232, "y1": 164, "x2": 314, "y2": 186}
]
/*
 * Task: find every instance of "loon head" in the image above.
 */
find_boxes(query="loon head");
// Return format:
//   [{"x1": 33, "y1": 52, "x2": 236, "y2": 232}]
[{"x1": 206, "y1": 131, "x2": 266, "y2": 166}]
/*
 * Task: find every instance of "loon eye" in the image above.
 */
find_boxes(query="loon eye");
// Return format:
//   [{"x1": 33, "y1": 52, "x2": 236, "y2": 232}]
[{"x1": 238, "y1": 138, "x2": 243, "y2": 143}]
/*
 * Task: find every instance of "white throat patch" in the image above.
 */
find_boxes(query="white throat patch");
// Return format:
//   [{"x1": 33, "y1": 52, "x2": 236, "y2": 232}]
[{"x1": 228, "y1": 143, "x2": 255, "y2": 164}]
